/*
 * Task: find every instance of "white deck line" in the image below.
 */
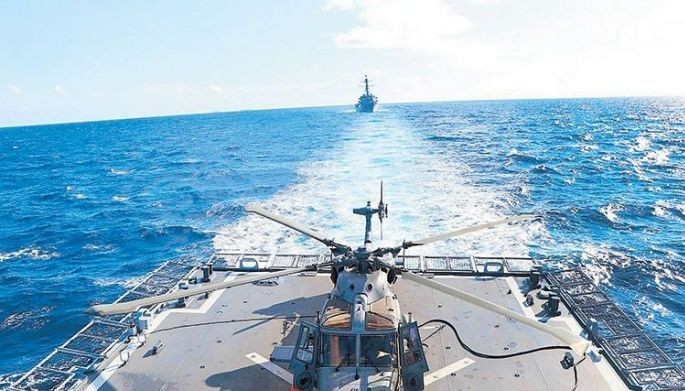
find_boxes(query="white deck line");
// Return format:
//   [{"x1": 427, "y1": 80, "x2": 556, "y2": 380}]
[
  {"x1": 86, "y1": 273, "x2": 238, "y2": 390},
  {"x1": 83, "y1": 337, "x2": 143, "y2": 391},
  {"x1": 504, "y1": 277, "x2": 628, "y2": 391},
  {"x1": 246, "y1": 352, "x2": 294, "y2": 384},
  {"x1": 245, "y1": 353, "x2": 476, "y2": 389},
  {"x1": 144, "y1": 273, "x2": 238, "y2": 332},
  {"x1": 423, "y1": 358, "x2": 475, "y2": 386}
]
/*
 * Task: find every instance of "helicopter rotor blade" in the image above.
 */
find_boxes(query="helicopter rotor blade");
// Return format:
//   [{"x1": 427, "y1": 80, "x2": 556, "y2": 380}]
[
  {"x1": 402, "y1": 272, "x2": 589, "y2": 356},
  {"x1": 379, "y1": 181, "x2": 384, "y2": 240},
  {"x1": 403, "y1": 215, "x2": 540, "y2": 248},
  {"x1": 246, "y1": 205, "x2": 350, "y2": 251},
  {"x1": 380, "y1": 181, "x2": 384, "y2": 205},
  {"x1": 86, "y1": 266, "x2": 321, "y2": 316}
]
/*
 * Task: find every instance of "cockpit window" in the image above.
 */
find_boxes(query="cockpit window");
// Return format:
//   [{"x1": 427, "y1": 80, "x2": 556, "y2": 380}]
[
  {"x1": 366, "y1": 297, "x2": 397, "y2": 330},
  {"x1": 360, "y1": 334, "x2": 397, "y2": 368},
  {"x1": 321, "y1": 297, "x2": 352, "y2": 329},
  {"x1": 320, "y1": 334, "x2": 356, "y2": 367},
  {"x1": 401, "y1": 326, "x2": 423, "y2": 366},
  {"x1": 366, "y1": 311, "x2": 395, "y2": 330}
]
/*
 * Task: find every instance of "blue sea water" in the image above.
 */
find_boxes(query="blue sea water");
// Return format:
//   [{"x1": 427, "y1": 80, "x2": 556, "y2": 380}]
[{"x1": 0, "y1": 98, "x2": 683, "y2": 377}]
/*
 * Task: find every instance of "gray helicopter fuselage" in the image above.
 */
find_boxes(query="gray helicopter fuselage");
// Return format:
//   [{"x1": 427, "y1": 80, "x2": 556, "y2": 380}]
[
  {"x1": 289, "y1": 266, "x2": 405, "y2": 391},
  {"x1": 319, "y1": 268, "x2": 401, "y2": 391}
]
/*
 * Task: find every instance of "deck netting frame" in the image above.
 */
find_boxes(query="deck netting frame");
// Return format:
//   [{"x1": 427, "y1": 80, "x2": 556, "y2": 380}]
[
  {"x1": 548, "y1": 268, "x2": 685, "y2": 390},
  {"x1": 10, "y1": 257, "x2": 198, "y2": 391}
]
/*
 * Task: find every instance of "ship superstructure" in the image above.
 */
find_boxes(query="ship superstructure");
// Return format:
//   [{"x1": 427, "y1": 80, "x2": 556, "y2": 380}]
[{"x1": 355, "y1": 75, "x2": 378, "y2": 113}]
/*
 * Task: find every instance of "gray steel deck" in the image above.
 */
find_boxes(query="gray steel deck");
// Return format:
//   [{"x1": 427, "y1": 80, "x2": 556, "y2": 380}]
[
  {"x1": 12, "y1": 253, "x2": 683, "y2": 390},
  {"x1": 81, "y1": 272, "x2": 621, "y2": 390}
]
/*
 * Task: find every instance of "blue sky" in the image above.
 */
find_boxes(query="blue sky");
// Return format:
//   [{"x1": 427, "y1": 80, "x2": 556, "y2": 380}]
[{"x1": 1, "y1": 0, "x2": 684, "y2": 127}]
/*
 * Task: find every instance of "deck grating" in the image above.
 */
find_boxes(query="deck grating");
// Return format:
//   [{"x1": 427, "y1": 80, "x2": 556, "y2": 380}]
[
  {"x1": 548, "y1": 267, "x2": 685, "y2": 390},
  {"x1": 10, "y1": 256, "x2": 199, "y2": 391}
]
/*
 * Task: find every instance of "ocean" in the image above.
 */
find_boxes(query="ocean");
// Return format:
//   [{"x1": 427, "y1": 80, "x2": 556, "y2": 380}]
[{"x1": 0, "y1": 97, "x2": 683, "y2": 378}]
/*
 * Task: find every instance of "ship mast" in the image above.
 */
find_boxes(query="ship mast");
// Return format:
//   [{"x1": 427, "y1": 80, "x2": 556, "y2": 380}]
[{"x1": 364, "y1": 75, "x2": 370, "y2": 96}]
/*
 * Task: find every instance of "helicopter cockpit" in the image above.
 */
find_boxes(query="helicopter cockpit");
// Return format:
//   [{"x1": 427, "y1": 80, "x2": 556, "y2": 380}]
[
  {"x1": 318, "y1": 294, "x2": 399, "y2": 368},
  {"x1": 288, "y1": 289, "x2": 409, "y2": 390}
]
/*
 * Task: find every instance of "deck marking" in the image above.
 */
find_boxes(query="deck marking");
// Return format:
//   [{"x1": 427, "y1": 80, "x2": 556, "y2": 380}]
[
  {"x1": 86, "y1": 274, "x2": 239, "y2": 390},
  {"x1": 423, "y1": 358, "x2": 474, "y2": 386},
  {"x1": 146, "y1": 273, "x2": 239, "y2": 332},
  {"x1": 246, "y1": 352, "x2": 294, "y2": 384},
  {"x1": 84, "y1": 337, "x2": 144, "y2": 391}
]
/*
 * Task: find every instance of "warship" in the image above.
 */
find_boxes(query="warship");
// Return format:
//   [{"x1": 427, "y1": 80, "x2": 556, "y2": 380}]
[
  {"x1": 355, "y1": 75, "x2": 378, "y2": 113},
  {"x1": 7, "y1": 186, "x2": 685, "y2": 391}
]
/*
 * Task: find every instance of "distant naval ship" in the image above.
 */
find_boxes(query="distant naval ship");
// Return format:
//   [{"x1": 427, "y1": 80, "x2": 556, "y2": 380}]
[{"x1": 355, "y1": 75, "x2": 378, "y2": 112}]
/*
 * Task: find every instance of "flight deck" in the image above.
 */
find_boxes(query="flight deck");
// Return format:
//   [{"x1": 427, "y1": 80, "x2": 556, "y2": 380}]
[{"x1": 9, "y1": 253, "x2": 684, "y2": 391}]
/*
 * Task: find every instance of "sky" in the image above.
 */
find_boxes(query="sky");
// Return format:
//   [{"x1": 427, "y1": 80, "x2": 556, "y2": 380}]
[{"x1": 1, "y1": 0, "x2": 684, "y2": 127}]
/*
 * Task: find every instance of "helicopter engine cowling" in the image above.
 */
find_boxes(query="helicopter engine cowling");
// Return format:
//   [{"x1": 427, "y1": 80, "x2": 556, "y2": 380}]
[{"x1": 332, "y1": 269, "x2": 390, "y2": 304}]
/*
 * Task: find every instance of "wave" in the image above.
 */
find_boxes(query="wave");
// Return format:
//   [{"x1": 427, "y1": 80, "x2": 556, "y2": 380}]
[
  {"x1": 652, "y1": 201, "x2": 669, "y2": 218},
  {"x1": 206, "y1": 201, "x2": 244, "y2": 219},
  {"x1": 579, "y1": 244, "x2": 632, "y2": 285},
  {"x1": 112, "y1": 195, "x2": 129, "y2": 202},
  {"x1": 579, "y1": 242, "x2": 685, "y2": 293},
  {"x1": 506, "y1": 148, "x2": 542, "y2": 164},
  {"x1": 675, "y1": 203, "x2": 685, "y2": 219},
  {"x1": 532, "y1": 164, "x2": 560, "y2": 174},
  {"x1": 108, "y1": 168, "x2": 131, "y2": 175},
  {"x1": 599, "y1": 203, "x2": 624, "y2": 223},
  {"x1": 643, "y1": 148, "x2": 670, "y2": 166},
  {"x1": 140, "y1": 224, "x2": 211, "y2": 241},
  {"x1": 82, "y1": 243, "x2": 115, "y2": 253},
  {"x1": 579, "y1": 144, "x2": 599, "y2": 153},
  {"x1": 169, "y1": 159, "x2": 202, "y2": 166},
  {"x1": 92, "y1": 275, "x2": 144, "y2": 289},
  {"x1": 426, "y1": 135, "x2": 463, "y2": 142},
  {"x1": 65, "y1": 186, "x2": 88, "y2": 200},
  {"x1": 0, "y1": 247, "x2": 60, "y2": 262},
  {"x1": 0, "y1": 306, "x2": 53, "y2": 332},
  {"x1": 630, "y1": 136, "x2": 651, "y2": 152}
]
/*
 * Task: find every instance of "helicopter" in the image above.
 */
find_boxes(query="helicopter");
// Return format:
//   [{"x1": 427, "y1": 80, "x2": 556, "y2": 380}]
[{"x1": 87, "y1": 184, "x2": 590, "y2": 391}]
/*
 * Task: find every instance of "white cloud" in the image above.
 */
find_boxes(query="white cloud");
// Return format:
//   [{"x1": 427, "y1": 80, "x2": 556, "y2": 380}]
[
  {"x1": 330, "y1": 0, "x2": 472, "y2": 51},
  {"x1": 325, "y1": 0, "x2": 685, "y2": 100},
  {"x1": 208, "y1": 85, "x2": 224, "y2": 94},
  {"x1": 53, "y1": 85, "x2": 66, "y2": 95},
  {"x1": 322, "y1": 0, "x2": 356, "y2": 11},
  {"x1": 325, "y1": 0, "x2": 499, "y2": 72},
  {"x1": 7, "y1": 84, "x2": 21, "y2": 95}
]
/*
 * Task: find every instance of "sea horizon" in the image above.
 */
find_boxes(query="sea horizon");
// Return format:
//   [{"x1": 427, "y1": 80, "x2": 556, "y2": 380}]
[{"x1": 2, "y1": 94, "x2": 683, "y2": 130}]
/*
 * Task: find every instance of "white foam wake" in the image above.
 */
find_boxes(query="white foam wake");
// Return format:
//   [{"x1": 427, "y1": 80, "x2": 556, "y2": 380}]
[
  {"x1": 0, "y1": 247, "x2": 60, "y2": 262},
  {"x1": 213, "y1": 115, "x2": 541, "y2": 257}
]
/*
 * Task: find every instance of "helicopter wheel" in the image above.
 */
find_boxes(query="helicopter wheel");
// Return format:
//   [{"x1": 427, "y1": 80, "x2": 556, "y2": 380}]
[{"x1": 294, "y1": 372, "x2": 314, "y2": 391}]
